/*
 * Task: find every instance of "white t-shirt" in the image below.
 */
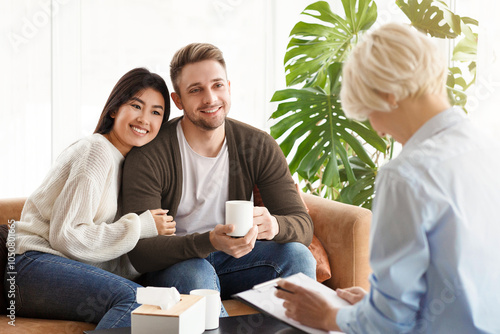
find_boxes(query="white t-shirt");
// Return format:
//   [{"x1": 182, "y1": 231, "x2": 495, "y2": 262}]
[{"x1": 175, "y1": 122, "x2": 229, "y2": 235}]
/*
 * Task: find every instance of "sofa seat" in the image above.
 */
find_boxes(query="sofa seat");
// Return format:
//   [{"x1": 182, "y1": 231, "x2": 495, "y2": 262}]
[{"x1": 0, "y1": 194, "x2": 371, "y2": 333}]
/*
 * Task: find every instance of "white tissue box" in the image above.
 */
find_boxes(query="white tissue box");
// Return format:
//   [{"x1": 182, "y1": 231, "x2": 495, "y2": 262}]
[{"x1": 132, "y1": 294, "x2": 206, "y2": 334}]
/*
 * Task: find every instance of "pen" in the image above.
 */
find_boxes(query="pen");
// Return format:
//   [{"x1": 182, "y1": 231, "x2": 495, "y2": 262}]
[
  {"x1": 253, "y1": 278, "x2": 281, "y2": 290},
  {"x1": 275, "y1": 285, "x2": 294, "y2": 294}
]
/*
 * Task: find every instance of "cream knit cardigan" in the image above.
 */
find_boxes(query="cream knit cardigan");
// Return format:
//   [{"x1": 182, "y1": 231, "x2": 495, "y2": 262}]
[{"x1": 15, "y1": 134, "x2": 158, "y2": 279}]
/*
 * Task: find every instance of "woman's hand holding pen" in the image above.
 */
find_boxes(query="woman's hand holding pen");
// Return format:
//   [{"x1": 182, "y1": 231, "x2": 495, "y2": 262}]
[
  {"x1": 150, "y1": 209, "x2": 176, "y2": 235},
  {"x1": 275, "y1": 280, "x2": 341, "y2": 332}
]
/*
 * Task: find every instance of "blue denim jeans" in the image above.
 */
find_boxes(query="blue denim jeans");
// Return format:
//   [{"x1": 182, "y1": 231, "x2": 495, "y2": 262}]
[
  {"x1": 139, "y1": 241, "x2": 316, "y2": 316},
  {"x1": 9, "y1": 251, "x2": 142, "y2": 329}
]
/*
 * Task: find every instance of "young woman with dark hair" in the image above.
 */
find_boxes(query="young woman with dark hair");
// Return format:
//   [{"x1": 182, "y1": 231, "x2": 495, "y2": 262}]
[{"x1": 10, "y1": 68, "x2": 175, "y2": 329}]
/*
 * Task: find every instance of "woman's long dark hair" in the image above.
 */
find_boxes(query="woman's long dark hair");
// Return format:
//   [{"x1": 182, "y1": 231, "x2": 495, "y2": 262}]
[{"x1": 94, "y1": 68, "x2": 170, "y2": 134}]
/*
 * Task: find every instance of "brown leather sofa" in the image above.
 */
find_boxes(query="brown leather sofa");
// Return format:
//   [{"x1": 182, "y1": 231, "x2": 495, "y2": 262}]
[{"x1": 0, "y1": 194, "x2": 371, "y2": 333}]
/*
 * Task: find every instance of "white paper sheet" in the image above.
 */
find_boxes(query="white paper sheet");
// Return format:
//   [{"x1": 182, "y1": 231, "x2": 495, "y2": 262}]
[{"x1": 234, "y1": 273, "x2": 350, "y2": 334}]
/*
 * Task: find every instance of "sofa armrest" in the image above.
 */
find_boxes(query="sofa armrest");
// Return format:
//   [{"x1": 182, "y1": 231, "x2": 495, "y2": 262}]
[
  {"x1": 301, "y1": 193, "x2": 371, "y2": 291},
  {"x1": 0, "y1": 198, "x2": 26, "y2": 226}
]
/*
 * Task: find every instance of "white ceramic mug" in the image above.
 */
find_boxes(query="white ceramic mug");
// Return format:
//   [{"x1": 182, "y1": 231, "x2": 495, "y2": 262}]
[
  {"x1": 189, "y1": 289, "x2": 221, "y2": 330},
  {"x1": 225, "y1": 200, "x2": 253, "y2": 237}
]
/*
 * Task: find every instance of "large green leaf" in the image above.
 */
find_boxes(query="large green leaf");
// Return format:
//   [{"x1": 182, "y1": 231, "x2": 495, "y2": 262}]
[
  {"x1": 339, "y1": 174, "x2": 375, "y2": 205},
  {"x1": 284, "y1": 0, "x2": 377, "y2": 87},
  {"x1": 396, "y1": 0, "x2": 477, "y2": 111},
  {"x1": 433, "y1": 1, "x2": 478, "y2": 40},
  {"x1": 338, "y1": 157, "x2": 376, "y2": 206},
  {"x1": 447, "y1": 67, "x2": 468, "y2": 107},
  {"x1": 452, "y1": 34, "x2": 478, "y2": 62},
  {"x1": 431, "y1": 1, "x2": 478, "y2": 63},
  {"x1": 341, "y1": 0, "x2": 378, "y2": 32},
  {"x1": 270, "y1": 85, "x2": 384, "y2": 188},
  {"x1": 396, "y1": 0, "x2": 457, "y2": 38}
]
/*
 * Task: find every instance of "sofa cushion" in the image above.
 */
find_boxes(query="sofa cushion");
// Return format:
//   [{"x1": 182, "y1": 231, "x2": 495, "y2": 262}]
[
  {"x1": 0, "y1": 224, "x2": 9, "y2": 314},
  {"x1": 308, "y1": 235, "x2": 331, "y2": 282},
  {"x1": 252, "y1": 185, "x2": 332, "y2": 282}
]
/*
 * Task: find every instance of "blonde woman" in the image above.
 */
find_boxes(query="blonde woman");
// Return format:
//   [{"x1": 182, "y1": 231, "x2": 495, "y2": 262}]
[{"x1": 276, "y1": 23, "x2": 500, "y2": 333}]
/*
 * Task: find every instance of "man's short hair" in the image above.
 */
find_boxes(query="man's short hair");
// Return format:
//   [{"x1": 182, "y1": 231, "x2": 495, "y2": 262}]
[
  {"x1": 170, "y1": 43, "x2": 227, "y2": 95},
  {"x1": 340, "y1": 23, "x2": 448, "y2": 121}
]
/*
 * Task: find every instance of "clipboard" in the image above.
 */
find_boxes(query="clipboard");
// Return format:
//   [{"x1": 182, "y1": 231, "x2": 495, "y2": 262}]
[{"x1": 232, "y1": 272, "x2": 349, "y2": 334}]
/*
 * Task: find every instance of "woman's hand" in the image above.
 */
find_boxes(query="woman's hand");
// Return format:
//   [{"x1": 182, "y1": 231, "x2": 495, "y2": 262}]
[
  {"x1": 336, "y1": 286, "x2": 367, "y2": 305},
  {"x1": 275, "y1": 280, "x2": 341, "y2": 332},
  {"x1": 150, "y1": 209, "x2": 176, "y2": 235}
]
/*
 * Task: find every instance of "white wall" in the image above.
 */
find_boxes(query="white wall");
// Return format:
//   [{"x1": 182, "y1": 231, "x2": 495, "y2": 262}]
[
  {"x1": 461, "y1": 0, "x2": 500, "y2": 138},
  {"x1": 1, "y1": 0, "x2": 52, "y2": 198}
]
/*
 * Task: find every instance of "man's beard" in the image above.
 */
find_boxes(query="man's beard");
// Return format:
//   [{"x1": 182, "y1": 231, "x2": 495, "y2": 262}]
[{"x1": 185, "y1": 107, "x2": 227, "y2": 131}]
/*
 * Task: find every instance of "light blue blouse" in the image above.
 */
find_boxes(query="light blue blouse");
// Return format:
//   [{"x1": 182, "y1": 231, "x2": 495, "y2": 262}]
[{"x1": 337, "y1": 108, "x2": 500, "y2": 333}]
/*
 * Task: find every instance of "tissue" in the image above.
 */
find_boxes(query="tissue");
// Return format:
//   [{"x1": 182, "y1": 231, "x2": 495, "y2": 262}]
[{"x1": 137, "y1": 287, "x2": 181, "y2": 310}]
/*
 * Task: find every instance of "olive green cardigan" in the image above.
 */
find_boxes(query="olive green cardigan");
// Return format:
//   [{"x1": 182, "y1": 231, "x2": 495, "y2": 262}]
[{"x1": 121, "y1": 117, "x2": 313, "y2": 273}]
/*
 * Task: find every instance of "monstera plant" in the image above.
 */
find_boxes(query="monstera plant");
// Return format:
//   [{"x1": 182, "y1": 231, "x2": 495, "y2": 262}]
[{"x1": 270, "y1": 0, "x2": 477, "y2": 208}]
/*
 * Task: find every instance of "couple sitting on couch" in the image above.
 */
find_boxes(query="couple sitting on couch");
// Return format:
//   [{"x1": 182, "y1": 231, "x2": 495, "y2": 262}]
[{"x1": 9, "y1": 43, "x2": 317, "y2": 330}]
